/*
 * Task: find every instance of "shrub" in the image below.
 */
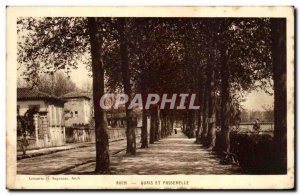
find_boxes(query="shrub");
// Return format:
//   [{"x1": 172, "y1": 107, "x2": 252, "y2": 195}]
[
  {"x1": 230, "y1": 131, "x2": 274, "y2": 174},
  {"x1": 215, "y1": 130, "x2": 275, "y2": 174}
]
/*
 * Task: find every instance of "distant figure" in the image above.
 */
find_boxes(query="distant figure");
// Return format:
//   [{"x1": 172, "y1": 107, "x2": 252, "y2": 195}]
[
  {"x1": 174, "y1": 128, "x2": 177, "y2": 134},
  {"x1": 253, "y1": 119, "x2": 260, "y2": 131}
]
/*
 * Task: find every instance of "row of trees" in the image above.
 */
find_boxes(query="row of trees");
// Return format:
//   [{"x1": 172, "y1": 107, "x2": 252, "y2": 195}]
[
  {"x1": 239, "y1": 106, "x2": 274, "y2": 123},
  {"x1": 17, "y1": 17, "x2": 287, "y2": 173}
]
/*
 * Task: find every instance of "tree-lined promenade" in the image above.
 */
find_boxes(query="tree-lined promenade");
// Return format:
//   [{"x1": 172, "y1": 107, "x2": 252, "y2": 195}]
[{"x1": 18, "y1": 17, "x2": 286, "y2": 174}]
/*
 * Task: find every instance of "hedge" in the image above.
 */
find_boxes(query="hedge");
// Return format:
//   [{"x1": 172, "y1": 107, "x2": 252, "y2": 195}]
[{"x1": 215, "y1": 130, "x2": 275, "y2": 174}]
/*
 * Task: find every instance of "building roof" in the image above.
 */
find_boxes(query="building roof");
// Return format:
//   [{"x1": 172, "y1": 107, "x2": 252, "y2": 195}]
[
  {"x1": 62, "y1": 91, "x2": 91, "y2": 100},
  {"x1": 17, "y1": 88, "x2": 65, "y2": 103}
]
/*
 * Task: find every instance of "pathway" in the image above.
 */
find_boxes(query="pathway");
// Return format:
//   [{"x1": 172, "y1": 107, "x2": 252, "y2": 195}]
[{"x1": 66, "y1": 131, "x2": 240, "y2": 175}]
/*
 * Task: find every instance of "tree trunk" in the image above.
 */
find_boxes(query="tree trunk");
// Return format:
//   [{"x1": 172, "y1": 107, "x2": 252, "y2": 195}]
[
  {"x1": 167, "y1": 114, "x2": 172, "y2": 136},
  {"x1": 220, "y1": 48, "x2": 231, "y2": 153},
  {"x1": 193, "y1": 111, "x2": 197, "y2": 137},
  {"x1": 271, "y1": 18, "x2": 287, "y2": 174},
  {"x1": 160, "y1": 111, "x2": 165, "y2": 138},
  {"x1": 87, "y1": 18, "x2": 110, "y2": 173},
  {"x1": 118, "y1": 18, "x2": 136, "y2": 155},
  {"x1": 187, "y1": 110, "x2": 196, "y2": 138},
  {"x1": 155, "y1": 106, "x2": 161, "y2": 141},
  {"x1": 206, "y1": 60, "x2": 216, "y2": 149},
  {"x1": 141, "y1": 107, "x2": 148, "y2": 148},
  {"x1": 150, "y1": 107, "x2": 156, "y2": 144},
  {"x1": 196, "y1": 78, "x2": 205, "y2": 143},
  {"x1": 161, "y1": 110, "x2": 168, "y2": 138},
  {"x1": 182, "y1": 112, "x2": 187, "y2": 134},
  {"x1": 169, "y1": 114, "x2": 174, "y2": 136},
  {"x1": 140, "y1": 56, "x2": 148, "y2": 148},
  {"x1": 200, "y1": 74, "x2": 209, "y2": 143}
]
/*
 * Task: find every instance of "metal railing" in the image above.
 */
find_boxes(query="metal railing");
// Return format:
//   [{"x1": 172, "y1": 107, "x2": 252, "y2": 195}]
[{"x1": 216, "y1": 122, "x2": 274, "y2": 135}]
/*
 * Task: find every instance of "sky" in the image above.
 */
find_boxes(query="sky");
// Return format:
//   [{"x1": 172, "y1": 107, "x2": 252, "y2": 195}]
[
  {"x1": 69, "y1": 63, "x2": 92, "y2": 88},
  {"x1": 241, "y1": 90, "x2": 273, "y2": 111}
]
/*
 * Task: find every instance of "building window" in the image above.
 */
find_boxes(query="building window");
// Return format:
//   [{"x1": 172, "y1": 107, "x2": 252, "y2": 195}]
[{"x1": 75, "y1": 111, "x2": 78, "y2": 117}]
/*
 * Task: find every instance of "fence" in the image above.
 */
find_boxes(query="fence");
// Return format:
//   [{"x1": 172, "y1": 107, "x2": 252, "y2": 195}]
[{"x1": 215, "y1": 122, "x2": 274, "y2": 135}]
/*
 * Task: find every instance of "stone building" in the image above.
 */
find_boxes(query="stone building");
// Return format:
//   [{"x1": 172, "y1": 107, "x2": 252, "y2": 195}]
[
  {"x1": 62, "y1": 91, "x2": 93, "y2": 143},
  {"x1": 17, "y1": 88, "x2": 66, "y2": 149},
  {"x1": 62, "y1": 91, "x2": 91, "y2": 127}
]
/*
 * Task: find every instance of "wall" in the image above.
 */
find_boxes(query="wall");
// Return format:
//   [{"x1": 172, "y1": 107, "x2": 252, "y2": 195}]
[
  {"x1": 64, "y1": 98, "x2": 91, "y2": 127},
  {"x1": 109, "y1": 127, "x2": 142, "y2": 140},
  {"x1": 83, "y1": 98, "x2": 91, "y2": 124},
  {"x1": 65, "y1": 127, "x2": 142, "y2": 144},
  {"x1": 65, "y1": 127, "x2": 94, "y2": 143}
]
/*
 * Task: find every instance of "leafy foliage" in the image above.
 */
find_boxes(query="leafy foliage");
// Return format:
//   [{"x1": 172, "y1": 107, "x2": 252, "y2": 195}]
[{"x1": 18, "y1": 17, "x2": 90, "y2": 85}]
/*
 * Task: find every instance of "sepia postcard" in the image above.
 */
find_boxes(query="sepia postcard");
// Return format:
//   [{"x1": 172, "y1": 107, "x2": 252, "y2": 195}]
[{"x1": 6, "y1": 6, "x2": 294, "y2": 190}]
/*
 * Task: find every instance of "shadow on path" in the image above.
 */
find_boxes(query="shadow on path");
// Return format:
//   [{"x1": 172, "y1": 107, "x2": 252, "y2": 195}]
[{"x1": 67, "y1": 131, "x2": 241, "y2": 175}]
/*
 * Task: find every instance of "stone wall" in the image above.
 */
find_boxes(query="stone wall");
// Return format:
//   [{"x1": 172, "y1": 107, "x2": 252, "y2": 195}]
[
  {"x1": 65, "y1": 127, "x2": 142, "y2": 143},
  {"x1": 17, "y1": 126, "x2": 142, "y2": 151}
]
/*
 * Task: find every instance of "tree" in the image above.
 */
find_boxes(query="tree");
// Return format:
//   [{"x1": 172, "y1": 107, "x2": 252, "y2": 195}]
[
  {"x1": 262, "y1": 104, "x2": 274, "y2": 122},
  {"x1": 219, "y1": 38, "x2": 231, "y2": 153},
  {"x1": 216, "y1": 18, "x2": 272, "y2": 153},
  {"x1": 17, "y1": 77, "x2": 29, "y2": 88},
  {"x1": 271, "y1": 18, "x2": 287, "y2": 174},
  {"x1": 128, "y1": 18, "x2": 153, "y2": 148},
  {"x1": 205, "y1": 53, "x2": 217, "y2": 148},
  {"x1": 87, "y1": 18, "x2": 110, "y2": 173},
  {"x1": 149, "y1": 106, "x2": 157, "y2": 144},
  {"x1": 37, "y1": 71, "x2": 78, "y2": 97},
  {"x1": 116, "y1": 18, "x2": 136, "y2": 155},
  {"x1": 248, "y1": 110, "x2": 264, "y2": 122}
]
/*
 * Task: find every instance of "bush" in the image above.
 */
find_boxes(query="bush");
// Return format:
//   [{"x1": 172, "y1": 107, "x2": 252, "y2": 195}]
[
  {"x1": 215, "y1": 130, "x2": 275, "y2": 174},
  {"x1": 230, "y1": 131, "x2": 274, "y2": 174}
]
